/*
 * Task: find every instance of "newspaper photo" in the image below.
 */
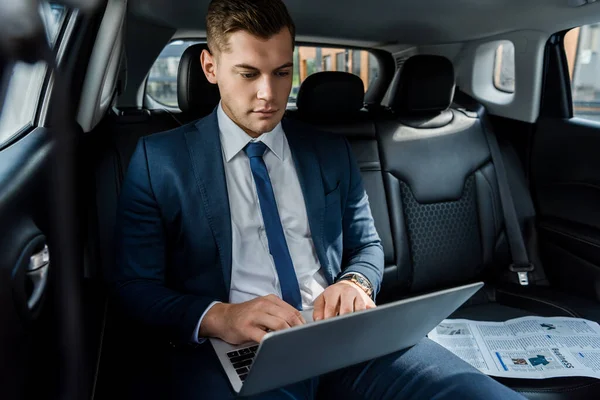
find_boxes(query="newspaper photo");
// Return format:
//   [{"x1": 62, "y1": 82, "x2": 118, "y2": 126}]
[{"x1": 428, "y1": 316, "x2": 600, "y2": 379}]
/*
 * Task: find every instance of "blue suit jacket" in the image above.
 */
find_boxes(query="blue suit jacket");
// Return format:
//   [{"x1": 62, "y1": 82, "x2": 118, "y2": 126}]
[{"x1": 114, "y1": 109, "x2": 384, "y2": 343}]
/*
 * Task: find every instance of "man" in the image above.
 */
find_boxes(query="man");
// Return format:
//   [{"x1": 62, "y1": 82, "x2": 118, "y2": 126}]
[{"x1": 114, "y1": 0, "x2": 526, "y2": 398}]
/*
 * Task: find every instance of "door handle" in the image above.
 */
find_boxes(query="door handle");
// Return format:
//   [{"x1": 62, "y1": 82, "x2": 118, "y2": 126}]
[{"x1": 26, "y1": 244, "x2": 49, "y2": 310}]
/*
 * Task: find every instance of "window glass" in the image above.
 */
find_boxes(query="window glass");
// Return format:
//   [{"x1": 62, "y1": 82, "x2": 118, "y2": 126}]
[
  {"x1": 323, "y1": 55, "x2": 332, "y2": 71},
  {"x1": 493, "y1": 41, "x2": 515, "y2": 93},
  {"x1": 43, "y1": 3, "x2": 68, "y2": 46},
  {"x1": 336, "y1": 52, "x2": 346, "y2": 72},
  {"x1": 295, "y1": 47, "x2": 376, "y2": 104},
  {"x1": 146, "y1": 40, "x2": 200, "y2": 107},
  {"x1": 368, "y1": 53, "x2": 379, "y2": 88},
  {"x1": 565, "y1": 24, "x2": 600, "y2": 121},
  {"x1": 351, "y1": 50, "x2": 362, "y2": 77},
  {"x1": 146, "y1": 43, "x2": 380, "y2": 108},
  {"x1": 0, "y1": 2, "x2": 67, "y2": 146}
]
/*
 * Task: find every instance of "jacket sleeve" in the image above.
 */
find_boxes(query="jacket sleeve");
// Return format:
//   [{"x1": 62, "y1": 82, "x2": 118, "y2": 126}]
[
  {"x1": 339, "y1": 137, "x2": 385, "y2": 297},
  {"x1": 113, "y1": 138, "x2": 215, "y2": 344}
]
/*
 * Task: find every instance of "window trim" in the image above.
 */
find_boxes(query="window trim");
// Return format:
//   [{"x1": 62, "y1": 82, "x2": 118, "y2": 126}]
[
  {"x1": 38, "y1": 8, "x2": 78, "y2": 129},
  {"x1": 0, "y1": 5, "x2": 73, "y2": 151}
]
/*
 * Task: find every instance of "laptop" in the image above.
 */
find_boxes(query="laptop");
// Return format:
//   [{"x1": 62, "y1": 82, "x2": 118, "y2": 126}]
[{"x1": 210, "y1": 281, "x2": 483, "y2": 397}]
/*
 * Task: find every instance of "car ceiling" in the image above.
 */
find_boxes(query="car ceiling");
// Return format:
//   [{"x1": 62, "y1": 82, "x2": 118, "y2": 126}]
[{"x1": 129, "y1": 0, "x2": 600, "y2": 45}]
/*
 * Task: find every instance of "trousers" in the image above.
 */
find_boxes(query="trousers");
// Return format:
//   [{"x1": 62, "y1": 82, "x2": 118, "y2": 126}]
[{"x1": 157, "y1": 338, "x2": 527, "y2": 400}]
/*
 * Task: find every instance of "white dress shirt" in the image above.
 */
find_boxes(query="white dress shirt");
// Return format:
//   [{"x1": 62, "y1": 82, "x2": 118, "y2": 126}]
[{"x1": 192, "y1": 102, "x2": 328, "y2": 342}]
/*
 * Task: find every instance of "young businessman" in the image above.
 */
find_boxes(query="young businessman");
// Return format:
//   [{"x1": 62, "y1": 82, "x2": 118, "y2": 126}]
[{"x1": 114, "y1": 0, "x2": 527, "y2": 398}]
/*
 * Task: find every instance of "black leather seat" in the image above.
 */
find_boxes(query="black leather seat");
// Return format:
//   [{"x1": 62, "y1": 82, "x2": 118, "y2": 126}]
[
  {"x1": 287, "y1": 71, "x2": 403, "y2": 297},
  {"x1": 88, "y1": 43, "x2": 220, "y2": 278},
  {"x1": 374, "y1": 54, "x2": 600, "y2": 399},
  {"x1": 88, "y1": 43, "x2": 220, "y2": 400}
]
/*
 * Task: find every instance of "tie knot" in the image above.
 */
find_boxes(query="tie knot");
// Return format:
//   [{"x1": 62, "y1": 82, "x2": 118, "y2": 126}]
[{"x1": 244, "y1": 141, "x2": 267, "y2": 158}]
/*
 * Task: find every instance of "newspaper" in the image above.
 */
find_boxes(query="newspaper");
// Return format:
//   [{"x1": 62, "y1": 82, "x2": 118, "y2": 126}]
[{"x1": 428, "y1": 316, "x2": 600, "y2": 379}]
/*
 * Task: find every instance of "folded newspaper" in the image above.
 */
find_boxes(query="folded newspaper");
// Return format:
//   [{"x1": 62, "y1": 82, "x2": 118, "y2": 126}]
[{"x1": 428, "y1": 316, "x2": 600, "y2": 379}]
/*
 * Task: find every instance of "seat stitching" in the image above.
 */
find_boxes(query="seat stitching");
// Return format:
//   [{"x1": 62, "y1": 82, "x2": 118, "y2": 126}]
[{"x1": 497, "y1": 289, "x2": 580, "y2": 318}]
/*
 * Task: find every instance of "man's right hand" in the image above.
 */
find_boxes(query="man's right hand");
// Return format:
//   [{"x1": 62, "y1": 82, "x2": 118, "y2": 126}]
[{"x1": 199, "y1": 294, "x2": 306, "y2": 345}]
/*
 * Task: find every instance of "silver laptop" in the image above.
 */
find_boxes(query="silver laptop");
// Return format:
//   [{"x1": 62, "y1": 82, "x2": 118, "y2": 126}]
[{"x1": 210, "y1": 281, "x2": 483, "y2": 397}]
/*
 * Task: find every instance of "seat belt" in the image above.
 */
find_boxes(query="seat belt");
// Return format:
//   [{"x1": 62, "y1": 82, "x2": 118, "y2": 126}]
[{"x1": 454, "y1": 91, "x2": 534, "y2": 286}]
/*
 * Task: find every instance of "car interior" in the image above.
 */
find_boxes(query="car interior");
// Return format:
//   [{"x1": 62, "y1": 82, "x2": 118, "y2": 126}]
[{"x1": 3, "y1": 0, "x2": 600, "y2": 399}]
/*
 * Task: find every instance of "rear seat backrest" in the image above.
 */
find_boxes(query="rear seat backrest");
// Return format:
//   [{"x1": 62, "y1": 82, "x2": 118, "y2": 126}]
[
  {"x1": 288, "y1": 72, "x2": 402, "y2": 295},
  {"x1": 110, "y1": 43, "x2": 221, "y2": 183},
  {"x1": 90, "y1": 43, "x2": 220, "y2": 280},
  {"x1": 377, "y1": 55, "x2": 506, "y2": 295}
]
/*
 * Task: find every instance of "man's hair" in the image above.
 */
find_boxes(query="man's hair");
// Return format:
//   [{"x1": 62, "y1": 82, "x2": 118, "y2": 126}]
[{"x1": 206, "y1": 0, "x2": 295, "y2": 54}]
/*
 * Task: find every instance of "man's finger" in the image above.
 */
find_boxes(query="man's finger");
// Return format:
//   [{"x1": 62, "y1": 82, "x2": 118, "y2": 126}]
[
  {"x1": 313, "y1": 295, "x2": 325, "y2": 321},
  {"x1": 338, "y1": 293, "x2": 355, "y2": 315},
  {"x1": 323, "y1": 292, "x2": 339, "y2": 319},
  {"x1": 247, "y1": 327, "x2": 268, "y2": 343},
  {"x1": 262, "y1": 296, "x2": 306, "y2": 326},
  {"x1": 254, "y1": 313, "x2": 292, "y2": 332},
  {"x1": 267, "y1": 306, "x2": 305, "y2": 327}
]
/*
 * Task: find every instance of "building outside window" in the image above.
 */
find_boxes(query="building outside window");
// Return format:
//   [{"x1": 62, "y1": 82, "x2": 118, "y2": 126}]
[
  {"x1": 336, "y1": 52, "x2": 346, "y2": 72},
  {"x1": 352, "y1": 50, "x2": 361, "y2": 76}
]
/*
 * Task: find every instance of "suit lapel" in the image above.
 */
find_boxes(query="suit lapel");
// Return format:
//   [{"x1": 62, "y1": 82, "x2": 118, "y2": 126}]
[
  {"x1": 184, "y1": 110, "x2": 233, "y2": 293},
  {"x1": 283, "y1": 119, "x2": 330, "y2": 275}
]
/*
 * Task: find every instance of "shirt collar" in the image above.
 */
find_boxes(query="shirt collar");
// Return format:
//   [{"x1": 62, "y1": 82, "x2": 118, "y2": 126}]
[{"x1": 217, "y1": 101, "x2": 285, "y2": 163}]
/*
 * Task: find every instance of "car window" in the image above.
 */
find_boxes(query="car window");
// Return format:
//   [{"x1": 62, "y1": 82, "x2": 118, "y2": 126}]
[
  {"x1": 0, "y1": 2, "x2": 68, "y2": 147},
  {"x1": 493, "y1": 41, "x2": 515, "y2": 93},
  {"x1": 565, "y1": 24, "x2": 600, "y2": 121},
  {"x1": 293, "y1": 46, "x2": 378, "y2": 105},
  {"x1": 146, "y1": 40, "x2": 201, "y2": 108},
  {"x1": 145, "y1": 42, "x2": 380, "y2": 109}
]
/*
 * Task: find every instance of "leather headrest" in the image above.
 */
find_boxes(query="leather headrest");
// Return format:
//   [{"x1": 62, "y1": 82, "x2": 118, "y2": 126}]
[
  {"x1": 177, "y1": 43, "x2": 221, "y2": 115},
  {"x1": 391, "y1": 55, "x2": 455, "y2": 116},
  {"x1": 296, "y1": 72, "x2": 364, "y2": 115}
]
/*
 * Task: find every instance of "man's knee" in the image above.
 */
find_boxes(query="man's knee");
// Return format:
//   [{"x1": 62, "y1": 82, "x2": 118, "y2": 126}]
[{"x1": 323, "y1": 338, "x2": 525, "y2": 400}]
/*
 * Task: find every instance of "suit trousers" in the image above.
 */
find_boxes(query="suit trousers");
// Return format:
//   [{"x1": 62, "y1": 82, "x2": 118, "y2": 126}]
[{"x1": 160, "y1": 337, "x2": 526, "y2": 400}]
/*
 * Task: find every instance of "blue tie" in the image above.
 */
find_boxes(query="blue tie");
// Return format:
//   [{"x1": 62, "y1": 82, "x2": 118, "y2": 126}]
[{"x1": 244, "y1": 141, "x2": 303, "y2": 310}]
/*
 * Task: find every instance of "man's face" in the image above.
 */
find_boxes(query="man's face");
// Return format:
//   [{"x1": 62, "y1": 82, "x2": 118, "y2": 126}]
[{"x1": 201, "y1": 28, "x2": 293, "y2": 137}]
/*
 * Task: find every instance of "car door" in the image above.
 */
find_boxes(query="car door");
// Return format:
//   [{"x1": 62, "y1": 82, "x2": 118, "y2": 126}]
[
  {"x1": 530, "y1": 23, "x2": 600, "y2": 302},
  {"x1": 0, "y1": 4, "x2": 92, "y2": 399}
]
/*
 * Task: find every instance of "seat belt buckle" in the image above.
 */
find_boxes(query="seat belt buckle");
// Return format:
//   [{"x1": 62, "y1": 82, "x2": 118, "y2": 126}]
[{"x1": 509, "y1": 263, "x2": 535, "y2": 286}]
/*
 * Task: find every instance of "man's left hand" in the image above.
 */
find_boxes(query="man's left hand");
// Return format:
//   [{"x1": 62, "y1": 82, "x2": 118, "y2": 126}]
[{"x1": 313, "y1": 280, "x2": 376, "y2": 321}]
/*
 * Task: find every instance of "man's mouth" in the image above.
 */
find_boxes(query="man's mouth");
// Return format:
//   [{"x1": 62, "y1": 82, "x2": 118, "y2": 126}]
[{"x1": 253, "y1": 109, "x2": 278, "y2": 115}]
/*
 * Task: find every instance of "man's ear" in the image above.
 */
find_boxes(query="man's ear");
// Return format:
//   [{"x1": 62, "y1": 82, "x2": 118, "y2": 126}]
[{"x1": 201, "y1": 49, "x2": 218, "y2": 84}]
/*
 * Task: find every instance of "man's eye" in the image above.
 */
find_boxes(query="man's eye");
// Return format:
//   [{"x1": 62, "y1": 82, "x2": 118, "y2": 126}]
[
  {"x1": 241, "y1": 73, "x2": 258, "y2": 79},
  {"x1": 276, "y1": 71, "x2": 291, "y2": 77}
]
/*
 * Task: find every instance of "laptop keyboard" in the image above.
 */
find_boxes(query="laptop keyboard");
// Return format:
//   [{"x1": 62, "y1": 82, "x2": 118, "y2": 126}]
[{"x1": 227, "y1": 345, "x2": 259, "y2": 382}]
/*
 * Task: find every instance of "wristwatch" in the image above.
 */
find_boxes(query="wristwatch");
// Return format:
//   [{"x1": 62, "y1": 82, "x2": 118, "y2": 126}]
[{"x1": 338, "y1": 273, "x2": 374, "y2": 297}]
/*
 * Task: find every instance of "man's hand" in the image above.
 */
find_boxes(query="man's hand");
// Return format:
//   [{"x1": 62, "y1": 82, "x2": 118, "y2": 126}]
[
  {"x1": 313, "y1": 281, "x2": 376, "y2": 321},
  {"x1": 199, "y1": 294, "x2": 306, "y2": 345}
]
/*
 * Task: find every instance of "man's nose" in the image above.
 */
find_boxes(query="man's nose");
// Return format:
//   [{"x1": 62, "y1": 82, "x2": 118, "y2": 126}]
[{"x1": 257, "y1": 76, "x2": 275, "y2": 101}]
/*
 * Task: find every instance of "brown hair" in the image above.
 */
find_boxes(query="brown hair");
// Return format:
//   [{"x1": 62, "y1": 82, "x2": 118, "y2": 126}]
[{"x1": 206, "y1": 0, "x2": 296, "y2": 54}]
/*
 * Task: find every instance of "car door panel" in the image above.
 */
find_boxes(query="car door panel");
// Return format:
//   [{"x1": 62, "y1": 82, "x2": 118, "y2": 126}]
[
  {"x1": 0, "y1": 127, "x2": 56, "y2": 399},
  {"x1": 531, "y1": 30, "x2": 600, "y2": 301}
]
